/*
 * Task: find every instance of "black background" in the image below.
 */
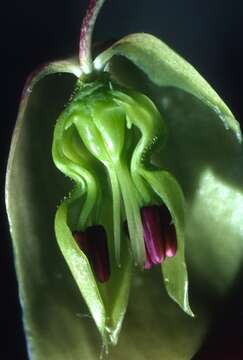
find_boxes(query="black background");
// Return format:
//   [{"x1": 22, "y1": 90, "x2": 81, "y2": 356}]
[{"x1": 2, "y1": 0, "x2": 243, "y2": 359}]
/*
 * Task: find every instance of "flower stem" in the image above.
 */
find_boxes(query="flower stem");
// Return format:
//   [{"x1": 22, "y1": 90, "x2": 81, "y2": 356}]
[{"x1": 79, "y1": 0, "x2": 106, "y2": 74}]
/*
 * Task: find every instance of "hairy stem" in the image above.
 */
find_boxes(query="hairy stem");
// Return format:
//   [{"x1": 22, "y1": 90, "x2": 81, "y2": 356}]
[{"x1": 79, "y1": 0, "x2": 106, "y2": 74}]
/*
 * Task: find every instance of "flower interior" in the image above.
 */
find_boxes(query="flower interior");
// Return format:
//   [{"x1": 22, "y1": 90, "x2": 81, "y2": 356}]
[{"x1": 52, "y1": 73, "x2": 178, "y2": 282}]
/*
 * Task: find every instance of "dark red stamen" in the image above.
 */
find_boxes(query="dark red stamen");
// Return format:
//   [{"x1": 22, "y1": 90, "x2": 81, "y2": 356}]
[
  {"x1": 73, "y1": 230, "x2": 89, "y2": 254},
  {"x1": 141, "y1": 205, "x2": 177, "y2": 269},
  {"x1": 141, "y1": 206, "x2": 165, "y2": 267},
  {"x1": 86, "y1": 225, "x2": 110, "y2": 283},
  {"x1": 73, "y1": 225, "x2": 110, "y2": 283}
]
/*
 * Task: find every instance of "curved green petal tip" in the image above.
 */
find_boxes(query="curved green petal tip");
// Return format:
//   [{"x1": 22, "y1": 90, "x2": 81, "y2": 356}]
[
  {"x1": 141, "y1": 169, "x2": 194, "y2": 317},
  {"x1": 55, "y1": 201, "x2": 107, "y2": 338}
]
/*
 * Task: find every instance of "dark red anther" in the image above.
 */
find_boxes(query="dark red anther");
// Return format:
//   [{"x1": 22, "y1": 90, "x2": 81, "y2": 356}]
[
  {"x1": 73, "y1": 230, "x2": 89, "y2": 255},
  {"x1": 73, "y1": 226, "x2": 110, "y2": 283},
  {"x1": 141, "y1": 206, "x2": 165, "y2": 268},
  {"x1": 86, "y1": 225, "x2": 111, "y2": 283},
  {"x1": 141, "y1": 205, "x2": 177, "y2": 270}
]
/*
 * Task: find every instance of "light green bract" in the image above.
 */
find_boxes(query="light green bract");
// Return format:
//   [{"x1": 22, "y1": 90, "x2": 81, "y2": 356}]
[{"x1": 5, "y1": 1, "x2": 243, "y2": 359}]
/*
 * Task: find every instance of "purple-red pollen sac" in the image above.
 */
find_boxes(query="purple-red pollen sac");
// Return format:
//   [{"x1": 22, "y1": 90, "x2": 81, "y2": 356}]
[
  {"x1": 141, "y1": 205, "x2": 177, "y2": 269},
  {"x1": 86, "y1": 226, "x2": 111, "y2": 283},
  {"x1": 73, "y1": 225, "x2": 110, "y2": 283},
  {"x1": 141, "y1": 206, "x2": 165, "y2": 266},
  {"x1": 73, "y1": 230, "x2": 89, "y2": 254}
]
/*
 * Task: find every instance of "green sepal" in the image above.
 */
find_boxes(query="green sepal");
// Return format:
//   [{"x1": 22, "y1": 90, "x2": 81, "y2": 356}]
[
  {"x1": 55, "y1": 193, "x2": 133, "y2": 346},
  {"x1": 55, "y1": 200, "x2": 107, "y2": 342},
  {"x1": 142, "y1": 169, "x2": 194, "y2": 317}
]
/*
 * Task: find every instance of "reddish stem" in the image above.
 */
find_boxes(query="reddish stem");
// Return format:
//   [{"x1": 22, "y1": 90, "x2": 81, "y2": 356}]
[{"x1": 79, "y1": 0, "x2": 106, "y2": 74}]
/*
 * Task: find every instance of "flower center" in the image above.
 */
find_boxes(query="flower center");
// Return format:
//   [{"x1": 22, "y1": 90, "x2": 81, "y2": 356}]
[{"x1": 53, "y1": 76, "x2": 170, "y2": 271}]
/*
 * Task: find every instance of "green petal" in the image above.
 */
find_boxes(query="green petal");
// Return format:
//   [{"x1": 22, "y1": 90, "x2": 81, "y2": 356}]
[
  {"x1": 55, "y1": 201, "x2": 106, "y2": 338},
  {"x1": 141, "y1": 169, "x2": 194, "y2": 317},
  {"x1": 55, "y1": 199, "x2": 132, "y2": 346},
  {"x1": 94, "y1": 33, "x2": 241, "y2": 141}
]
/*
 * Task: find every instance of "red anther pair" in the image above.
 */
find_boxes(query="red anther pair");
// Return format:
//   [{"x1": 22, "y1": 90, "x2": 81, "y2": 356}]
[
  {"x1": 73, "y1": 206, "x2": 176, "y2": 280},
  {"x1": 141, "y1": 206, "x2": 177, "y2": 270},
  {"x1": 73, "y1": 226, "x2": 110, "y2": 283}
]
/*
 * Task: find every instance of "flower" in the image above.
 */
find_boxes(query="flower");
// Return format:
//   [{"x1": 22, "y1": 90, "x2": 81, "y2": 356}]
[
  {"x1": 5, "y1": 0, "x2": 243, "y2": 359},
  {"x1": 52, "y1": 69, "x2": 193, "y2": 345}
]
